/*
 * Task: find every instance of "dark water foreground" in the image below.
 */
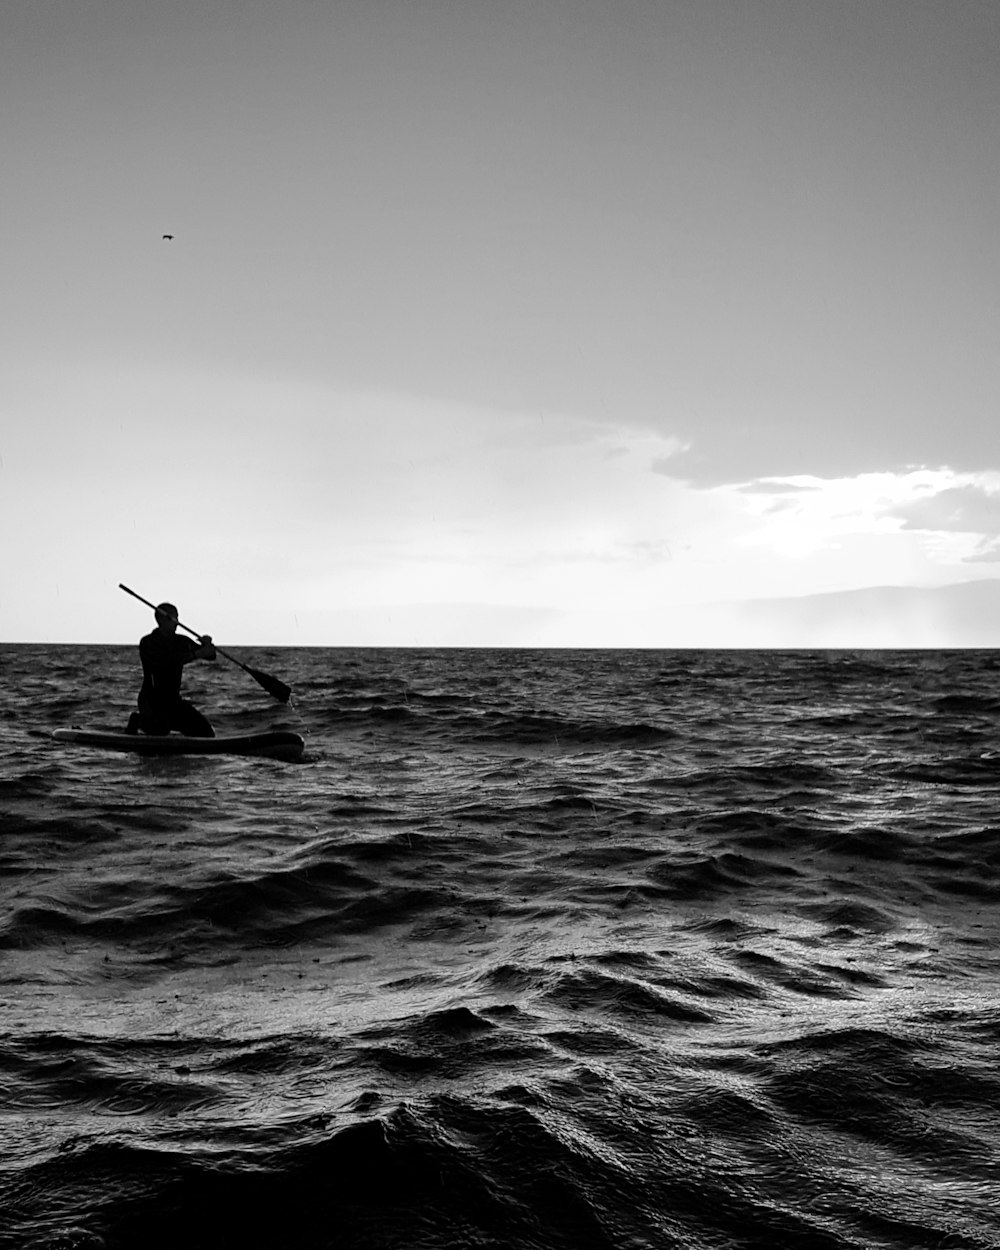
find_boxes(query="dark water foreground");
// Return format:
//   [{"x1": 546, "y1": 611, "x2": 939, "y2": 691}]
[{"x1": 1, "y1": 645, "x2": 999, "y2": 1249}]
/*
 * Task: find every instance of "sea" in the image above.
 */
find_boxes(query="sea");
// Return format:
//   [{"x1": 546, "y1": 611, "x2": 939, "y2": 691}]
[{"x1": 1, "y1": 644, "x2": 999, "y2": 1250}]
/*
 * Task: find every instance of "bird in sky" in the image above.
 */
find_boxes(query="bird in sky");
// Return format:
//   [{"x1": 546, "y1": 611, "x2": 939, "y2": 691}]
[{"x1": 162, "y1": 234, "x2": 174, "y2": 240}]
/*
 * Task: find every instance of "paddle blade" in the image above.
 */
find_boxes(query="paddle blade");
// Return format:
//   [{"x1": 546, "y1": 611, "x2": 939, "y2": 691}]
[{"x1": 246, "y1": 665, "x2": 292, "y2": 704}]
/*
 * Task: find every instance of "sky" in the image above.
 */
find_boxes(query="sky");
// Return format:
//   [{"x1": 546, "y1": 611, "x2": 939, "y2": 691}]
[{"x1": 3, "y1": 0, "x2": 1000, "y2": 646}]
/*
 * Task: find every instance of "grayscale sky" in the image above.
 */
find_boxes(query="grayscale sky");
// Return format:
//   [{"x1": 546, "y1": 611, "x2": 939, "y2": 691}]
[{"x1": 3, "y1": 0, "x2": 999, "y2": 644}]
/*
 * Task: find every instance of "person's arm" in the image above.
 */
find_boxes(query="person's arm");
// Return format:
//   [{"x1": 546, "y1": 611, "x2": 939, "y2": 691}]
[
  {"x1": 194, "y1": 635, "x2": 217, "y2": 662},
  {"x1": 181, "y1": 636, "x2": 217, "y2": 663}
]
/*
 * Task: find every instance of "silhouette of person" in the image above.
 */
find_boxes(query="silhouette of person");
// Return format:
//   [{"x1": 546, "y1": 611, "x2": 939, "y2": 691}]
[{"x1": 126, "y1": 602, "x2": 217, "y2": 736}]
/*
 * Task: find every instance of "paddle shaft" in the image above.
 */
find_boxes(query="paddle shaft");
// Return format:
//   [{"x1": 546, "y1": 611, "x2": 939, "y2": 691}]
[{"x1": 119, "y1": 584, "x2": 218, "y2": 649}]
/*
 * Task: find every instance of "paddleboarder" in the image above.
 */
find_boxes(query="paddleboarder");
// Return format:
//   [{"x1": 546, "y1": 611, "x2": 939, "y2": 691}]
[{"x1": 126, "y1": 602, "x2": 218, "y2": 737}]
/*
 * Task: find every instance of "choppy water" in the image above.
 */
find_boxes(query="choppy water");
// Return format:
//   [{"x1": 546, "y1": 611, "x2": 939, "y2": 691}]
[{"x1": 2, "y1": 644, "x2": 999, "y2": 1249}]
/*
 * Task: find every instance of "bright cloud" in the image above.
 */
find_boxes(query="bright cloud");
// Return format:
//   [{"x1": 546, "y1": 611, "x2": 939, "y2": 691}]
[
  {"x1": 726, "y1": 468, "x2": 1000, "y2": 564},
  {"x1": 883, "y1": 480, "x2": 1000, "y2": 562}
]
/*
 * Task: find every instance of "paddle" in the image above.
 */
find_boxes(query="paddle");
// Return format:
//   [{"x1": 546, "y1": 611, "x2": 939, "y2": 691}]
[{"x1": 119, "y1": 583, "x2": 292, "y2": 704}]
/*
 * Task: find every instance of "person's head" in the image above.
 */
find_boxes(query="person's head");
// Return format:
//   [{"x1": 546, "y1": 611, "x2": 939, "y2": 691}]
[{"x1": 154, "y1": 603, "x2": 179, "y2": 633}]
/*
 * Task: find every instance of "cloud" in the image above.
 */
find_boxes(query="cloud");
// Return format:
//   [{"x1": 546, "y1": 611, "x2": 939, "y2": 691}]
[
  {"x1": 964, "y1": 539, "x2": 1000, "y2": 564},
  {"x1": 889, "y1": 484, "x2": 1000, "y2": 535},
  {"x1": 879, "y1": 478, "x2": 1000, "y2": 564},
  {"x1": 736, "y1": 478, "x2": 821, "y2": 495},
  {"x1": 650, "y1": 451, "x2": 689, "y2": 477}
]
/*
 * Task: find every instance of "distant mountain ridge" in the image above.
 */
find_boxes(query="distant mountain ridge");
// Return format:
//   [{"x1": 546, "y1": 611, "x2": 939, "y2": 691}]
[{"x1": 720, "y1": 578, "x2": 1000, "y2": 648}]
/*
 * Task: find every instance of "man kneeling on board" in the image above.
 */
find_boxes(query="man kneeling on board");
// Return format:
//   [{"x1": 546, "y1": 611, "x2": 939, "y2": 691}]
[{"x1": 126, "y1": 602, "x2": 217, "y2": 737}]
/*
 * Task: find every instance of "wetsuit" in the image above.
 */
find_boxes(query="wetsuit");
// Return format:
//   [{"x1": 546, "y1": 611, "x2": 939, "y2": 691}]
[{"x1": 134, "y1": 630, "x2": 215, "y2": 737}]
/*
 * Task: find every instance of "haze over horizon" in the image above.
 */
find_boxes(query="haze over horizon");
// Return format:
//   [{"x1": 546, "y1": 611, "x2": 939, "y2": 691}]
[{"x1": 4, "y1": 0, "x2": 1000, "y2": 647}]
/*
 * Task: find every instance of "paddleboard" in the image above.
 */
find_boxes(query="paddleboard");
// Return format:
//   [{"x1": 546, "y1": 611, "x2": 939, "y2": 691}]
[{"x1": 53, "y1": 727, "x2": 305, "y2": 762}]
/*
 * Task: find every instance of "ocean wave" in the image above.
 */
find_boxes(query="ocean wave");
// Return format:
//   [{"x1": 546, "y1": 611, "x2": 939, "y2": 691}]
[{"x1": 3, "y1": 645, "x2": 1000, "y2": 1248}]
